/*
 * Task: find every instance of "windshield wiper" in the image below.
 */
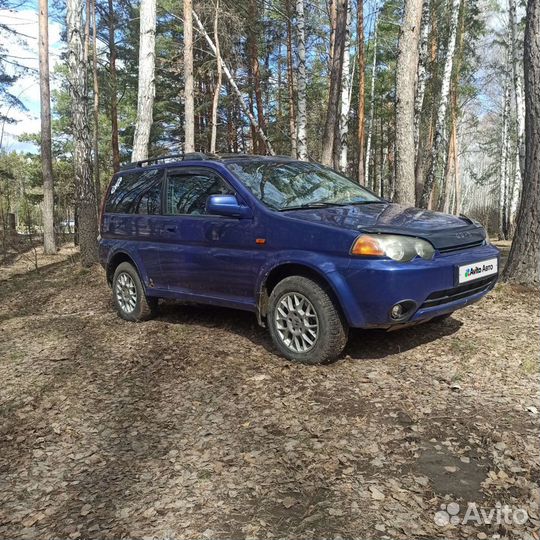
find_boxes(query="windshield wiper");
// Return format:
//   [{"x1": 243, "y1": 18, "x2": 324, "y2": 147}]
[
  {"x1": 347, "y1": 200, "x2": 386, "y2": 205},
  {"x1": 278, "y1": 202, "x2": 349, "y2": 212}
]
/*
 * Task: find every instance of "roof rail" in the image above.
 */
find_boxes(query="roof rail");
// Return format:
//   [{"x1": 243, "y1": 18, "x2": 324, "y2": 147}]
[
  {"x1": 216, "y1": 153, "x2": 253, "y2": 159},
  {"x1": 120, "y1": 152, "x2": 212, "y2": 170}
]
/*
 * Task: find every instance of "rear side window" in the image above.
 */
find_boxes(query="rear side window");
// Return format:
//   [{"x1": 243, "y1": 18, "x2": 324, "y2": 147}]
[
  {"x1": 105, "y1": 169, "x2": 162, "y2": 214},
  {"x1": 166, "y1": 173, "x2": 233, "y2": 215},
  {"x1": 135, "y1": 179, "x2": 162, "y2": 214}
]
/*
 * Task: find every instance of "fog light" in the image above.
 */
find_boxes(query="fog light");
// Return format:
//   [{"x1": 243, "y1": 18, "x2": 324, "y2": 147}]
[{"x1": 390, "y1": 304, "x2": 404, "y2": 319}]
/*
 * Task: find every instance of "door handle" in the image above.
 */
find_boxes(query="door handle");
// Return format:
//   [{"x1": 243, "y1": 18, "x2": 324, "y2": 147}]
[{"x1": 166, "y1": 226, "x2": 177, "y2": 232}]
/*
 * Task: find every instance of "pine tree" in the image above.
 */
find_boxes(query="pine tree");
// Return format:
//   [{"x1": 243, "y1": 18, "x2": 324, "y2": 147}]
[{"x1": 395, "y1": 0, "x2": 424, "y2": 206}]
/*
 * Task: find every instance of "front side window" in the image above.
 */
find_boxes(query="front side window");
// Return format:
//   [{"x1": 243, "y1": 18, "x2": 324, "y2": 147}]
[
  {"x1": 226, "y1": 160, "x2": 380, "y2": 210},
  {"x1": 166, "y1": 172, "x2": 233, "y2": 215},
  {"x1": 105, "y1": 169, "x2": 161, "y2": 214}
]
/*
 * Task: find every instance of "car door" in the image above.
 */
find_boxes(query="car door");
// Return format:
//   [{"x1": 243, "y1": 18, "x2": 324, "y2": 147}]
[{"x1": 158, "y1": 167, "x2": 261, "y2": 304}]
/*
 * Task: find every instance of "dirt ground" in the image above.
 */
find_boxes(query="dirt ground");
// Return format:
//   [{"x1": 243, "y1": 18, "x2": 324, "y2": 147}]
[{"x1": 0, "y1": 246, "x2": 538, "y2": 540}]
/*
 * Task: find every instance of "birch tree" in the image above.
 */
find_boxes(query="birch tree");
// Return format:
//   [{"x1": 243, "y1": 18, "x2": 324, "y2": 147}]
[
  {"x1": 357, "y1": 0, "x2": 365, "y2": 182},
  {"x1": 321, "y1": 0, "x2": 347, "y2": 165},
  {"x1": 38, "y1": 0, "x2": 56, "y2": 254},
  {"x1": 337, "y1": 2, "x2": 352, "y2": 172},
  {"x1": 419, "y1": 0, "x2": 461, "y2": 208},
  {"x1": 67, "y1": 0, "x2": 98, "y2": 265},
  {"x1": 107, "y1": 0, "x2": 120, "y2": 172},
  {"x1": 286, "y1": 0, "x2": 297, "y2": 157},
  {"x1": 508, "y1": 0, "x2": 525, "y2": 179},
  {"x1": 413, "y1": 0, "x2": 430, "y2": 153},
  {"x1": 132, "y1": 0, "x2": 156, "y2": 161},
  {"x1": 183, "y1": 0, "x2": 194, "y2": 153},
  {"x1": 395, "y1": 0, "x2": 424, "y2": 206},
  {"x1": 192, "y1": 10, "x2": 275, "y2": 154},
  {"x1": 91, "y1": 0, "x2": 99, "y2": 205},
  {"x1": 364, "y1": 11, "x2": 378, "y2": 186},
  {"x1": 503, "y1": 0, "x2": 540, "y2": 285},
  {"x1": 296, "y1": 0, "x2": 308, "y2": 160},
  {"x1": 499, "y1": 74, "x2": 511, "y2": 239}
]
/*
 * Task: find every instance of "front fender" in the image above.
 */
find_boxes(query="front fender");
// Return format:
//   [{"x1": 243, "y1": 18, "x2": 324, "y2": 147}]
[{"x1": 255, "y1": 251, "x2": 365, "y2": 327}]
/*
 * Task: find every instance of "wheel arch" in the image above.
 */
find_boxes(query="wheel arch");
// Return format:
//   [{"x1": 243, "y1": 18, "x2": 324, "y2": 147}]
[
  {"x1": 106, "y1": 251, "x2": 141, "y2": 286},
  {"x1": 257, "y1": 262, "x2": 347, "y2": 325}
]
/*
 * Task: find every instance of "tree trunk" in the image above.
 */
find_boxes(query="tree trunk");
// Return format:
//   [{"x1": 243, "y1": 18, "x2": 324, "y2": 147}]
[
  {"x1": 440, "y1": 99, "x2": 457, "y2": 213},
  {"x1": 357, "y1": 0, "x2": 365, "y2": 183},
  {"x1": 509, "y1": 0, "x2": 526, "y2": 180},
  {"x1": 84, "y1": 0, "x2": 90, "y2": 92},
  {"x1": 329, "y1": 0, "x2": 337, "y2": 69},
  {"x1": 132, "y1": 0, "x2": 156, "y2": 161},
  {"x1": 108, "y1": 0, "x2": 120, "y2": 172},
  {"x1": 413, "y1": 0, "x2": 430, "y2": 154},
  {"x1": 67, "y1": 0, "x2": 98, "y2": 266},
  {"x1": 419, "y1": 0, "x2": 461, "y2": 208},
  {"x1": 503, "y1": 0, "x2": 540, "y2": 285},
  {"x1": 248, "y1": 0, "x2": 268, "y2": 154},
  {"x1": 415, "y1": 10, "x2": 437, "y2": 202},
  {"x1": 38, "y1": 0, "x2": 56, "y2": 254},
  {"x1": 337, "y1": 1, "x2": 352, "y2": 172},
  {"x1": 286, "y1": 0, "x2": 297, "y2": 157},
  {"x1": 499, "y1": 69, "x2": 511, "y2": 240},
  {"x1": 394, "y1": 0, "x2": 423, "y2": 206},
  {"x1": 183, "y1": 0, "x2": 195, "y2": 153},
  {"x1": 209, "y1": 0, "x2": 222, "y2": 154},
  {"x1": 296, "y1": 0, "x2": 308, "y2": 160},
  {"x1": 453, "y1": 127, "x2": 461, "y2": 215},
  {"x1": 321, "y1": 0, "x2": 347, "y2": 166},
  {"x1": 92, "y1": 0, "x2": 100, "y2": 208},
  {"x1": 192, "y1": 9, "x2": 275, "y2": 155},
  {"x1": 364, "y1": 11, "x2": 378, "y2": 186}
]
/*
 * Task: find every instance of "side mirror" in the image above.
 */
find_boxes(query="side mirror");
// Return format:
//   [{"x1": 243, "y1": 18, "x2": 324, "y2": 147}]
[{"x1": 206, "y1": 194, "x2": 253, "y2": 219}]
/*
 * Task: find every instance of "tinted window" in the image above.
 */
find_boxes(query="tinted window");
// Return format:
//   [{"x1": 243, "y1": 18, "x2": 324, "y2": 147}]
[
  {"x1": 166, "y1": 173, "x2": 233, "y2": 215},
  {"x1": 226, "y1": 160, "x2": 380, "y2": 210},
  {"x1": 136, "y1": 179, "x2": 162, "y2": 214},
  {"x1": 105, "y1": 169, "x2": 161, "y2": 213}
]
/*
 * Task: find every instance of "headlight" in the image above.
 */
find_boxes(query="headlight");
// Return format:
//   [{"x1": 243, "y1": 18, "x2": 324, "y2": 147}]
[{"x1": 351, "y1": 234, "x2": 435, "y2": 262}]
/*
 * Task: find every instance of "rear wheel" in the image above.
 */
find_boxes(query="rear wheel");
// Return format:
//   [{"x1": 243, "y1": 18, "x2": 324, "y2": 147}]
[
  {"x1": 112, "y1": 262, "x2": 157, "y2": 321},
  {"x1": 268, "y1": 276, "x2": 348, "y2": 364}
]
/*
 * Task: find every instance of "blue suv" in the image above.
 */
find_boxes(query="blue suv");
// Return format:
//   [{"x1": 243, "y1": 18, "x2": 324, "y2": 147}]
[{"x1": 99, "y1": 153, "x2": 500, "y2": 364}]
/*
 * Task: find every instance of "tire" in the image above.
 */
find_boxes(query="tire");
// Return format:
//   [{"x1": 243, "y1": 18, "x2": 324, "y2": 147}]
[
  {"x1": 112, "y1": 262, "x2": 158, "y2": 322},
  {"x1": 267, "y1": 276, "x2": 348, "y2": 364}
]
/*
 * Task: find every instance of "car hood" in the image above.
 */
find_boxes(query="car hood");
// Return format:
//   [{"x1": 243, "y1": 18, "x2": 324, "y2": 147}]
[{"x1": 282, "y1": 202, "x2": 486, "y2": 250}]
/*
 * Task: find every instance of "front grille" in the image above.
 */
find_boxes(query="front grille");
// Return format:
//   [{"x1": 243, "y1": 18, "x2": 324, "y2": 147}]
[
  {"x1": 438, "y1": 240, "x2": 485, "y2": 254},
  {"x1": 421, "y1": 276, "x2": 497, "y2": 308}
]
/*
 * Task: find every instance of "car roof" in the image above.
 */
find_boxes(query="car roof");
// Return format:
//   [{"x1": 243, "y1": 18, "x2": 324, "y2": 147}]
[{"x1": 119, "y1": 152, "x2": 298, "y2": 173}]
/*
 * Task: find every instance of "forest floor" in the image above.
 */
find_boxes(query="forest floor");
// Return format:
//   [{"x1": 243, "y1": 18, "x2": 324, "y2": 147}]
[{"x1": 0, "y1": 244, "x2": 538, "y2": 540}]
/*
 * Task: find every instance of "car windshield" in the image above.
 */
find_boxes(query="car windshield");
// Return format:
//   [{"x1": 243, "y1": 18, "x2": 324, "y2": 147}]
[{"x1": 226, "y1": 160, "x2": 381, "y2": 211}]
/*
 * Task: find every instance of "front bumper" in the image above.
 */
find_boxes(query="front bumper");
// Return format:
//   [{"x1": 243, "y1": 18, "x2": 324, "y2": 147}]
[{"x1": 335, "y1": 244, "x2": 500, "y2": 328}]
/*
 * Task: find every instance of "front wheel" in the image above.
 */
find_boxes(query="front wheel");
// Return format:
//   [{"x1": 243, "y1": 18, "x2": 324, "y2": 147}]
[
  {"x1": 268, "y1": 276, "x2": 348, "y2": 364},
  {"x1": 112, "y1": 262, "x2": 158, "y2": 322}
]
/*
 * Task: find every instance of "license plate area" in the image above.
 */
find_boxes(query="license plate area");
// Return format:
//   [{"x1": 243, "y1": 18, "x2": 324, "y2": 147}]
[{"x1": 456, "y1": 258, "x2": 498, "y2": 285}]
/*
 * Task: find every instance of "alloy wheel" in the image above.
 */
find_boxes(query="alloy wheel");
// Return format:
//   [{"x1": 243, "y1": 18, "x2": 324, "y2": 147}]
[
  {"x1": 275, "y1": 292, "x2": 319, "y2": 353},
  {"x1": 116, "y1": 272, "x2": 137, "y2": 313}
]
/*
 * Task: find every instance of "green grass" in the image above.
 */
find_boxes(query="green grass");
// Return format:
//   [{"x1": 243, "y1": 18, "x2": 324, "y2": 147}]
[
  {"x1": 448, "y1": 338, "x2": 478, "y2": 355},
  {"x1": 521, "y1": 355, "x2": 539, "y2": 375}
]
